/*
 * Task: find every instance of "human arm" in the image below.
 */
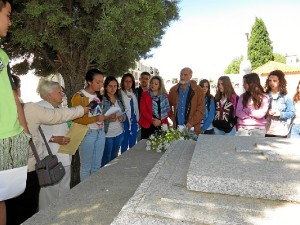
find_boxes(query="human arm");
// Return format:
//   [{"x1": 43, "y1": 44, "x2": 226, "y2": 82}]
[
  {"x1": 138, "y1": 91, "x2": 153, "y2": 128},
  {"x1": 280, "y1": 97, "x2": 295, "y2": 120},
  {"x1": 24, "y1": 103, "x2": 85, "y2": 126},
  {"x1": 187, "y1": 87, "x2": 205, "y2": 127},
  {"x1": 14, "y1": 91, "x2": 30, "y2": 134},
  {"x1": 245, "y1": 94, "x2": 270, "y2": 119},
  {"x1": 168, "y1": 87, "x2": 176, "y2": 124},
  {"x1": 236, "y1": 95, "x2": 250, "y2": 120}
]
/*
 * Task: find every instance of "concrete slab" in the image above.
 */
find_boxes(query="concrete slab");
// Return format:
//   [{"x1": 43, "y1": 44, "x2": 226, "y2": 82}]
[
  {"x1": 23, "y1": 140, "x2": 163, "y2": 225},
  {"x1": 187, "y1": 136, "x2": 300, "y2": 202},
  {"x1": 112, "y1": 139, "x2": 300, "y2": 225}
]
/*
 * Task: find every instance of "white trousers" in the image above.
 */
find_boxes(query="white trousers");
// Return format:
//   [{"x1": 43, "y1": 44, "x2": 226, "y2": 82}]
[{"x1": 39, "y1": 166, "x2": 71, "y2": 210}]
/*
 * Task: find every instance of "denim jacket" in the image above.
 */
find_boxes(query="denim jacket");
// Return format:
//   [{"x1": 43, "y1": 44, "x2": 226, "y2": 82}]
[
  {"x1": 201, "y1": 96, "x2": 215, "y2": 131},
  {"x1": 103, "y1": 96, "x2": 126, "y2": 133},
  {"x1": 268, "y1": 92, "x2": 294, "y2": 121}
]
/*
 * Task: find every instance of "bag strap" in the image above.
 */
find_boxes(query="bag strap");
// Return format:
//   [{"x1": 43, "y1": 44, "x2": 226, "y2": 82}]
[
  {"x1": 29, "y1": 139, "x2": 42, "y2": 166},
  {"x1": 38, "y1": 126, "x2": 54, "y2": 156}
]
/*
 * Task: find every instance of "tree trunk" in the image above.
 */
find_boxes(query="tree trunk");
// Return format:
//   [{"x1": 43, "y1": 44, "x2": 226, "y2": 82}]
[{"x1": 61, "y1": 64, "x2": 86, "y2": 188}]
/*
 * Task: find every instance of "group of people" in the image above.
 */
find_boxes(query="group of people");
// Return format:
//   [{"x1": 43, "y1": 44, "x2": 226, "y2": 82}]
[
  {"x1": 1, "y1": 1, "x2": 300, "y2": 225},
  {"x1": 200, "y1": 71, "x2": 298, "y2": 138}
]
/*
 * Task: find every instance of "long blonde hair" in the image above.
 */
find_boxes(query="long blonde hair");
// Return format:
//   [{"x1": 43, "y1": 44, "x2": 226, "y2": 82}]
[{"x1": 149, "y1": 76, "x2": 167, "y2": 95}]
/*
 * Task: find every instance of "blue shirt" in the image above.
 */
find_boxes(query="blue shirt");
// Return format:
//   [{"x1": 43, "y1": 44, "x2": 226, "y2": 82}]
[{"x1": 177, "y1": 84, "x2": 190, "y2": 125}]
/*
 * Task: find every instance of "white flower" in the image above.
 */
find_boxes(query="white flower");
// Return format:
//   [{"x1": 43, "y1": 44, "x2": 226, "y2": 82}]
[
  {"x1": 149, "y1": 135, "x2": 155, "y2": 140},
  {"x1": 156, "y1": 148, "x2": 162, "y2": 153},
  {"x1": 161, "y1": 124, "x2": 168, "y2": 132},
  {"x1": 178, "y1": 125, "x2": 185, "y2": 132},
  {"x1": 146, "y1": 140, "x2": 151, "y2": 146},
  {"x1": 179, "y1": 137, "x2": 184, "y2": 140},
  {"x1": 146, "y1": 146, "x2": 151, "y2": 151}
]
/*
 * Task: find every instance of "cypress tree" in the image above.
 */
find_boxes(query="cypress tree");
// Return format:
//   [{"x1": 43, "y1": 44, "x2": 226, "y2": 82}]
[{"x1": 248, "y1": 17, "x2": 273, "y2": 70}]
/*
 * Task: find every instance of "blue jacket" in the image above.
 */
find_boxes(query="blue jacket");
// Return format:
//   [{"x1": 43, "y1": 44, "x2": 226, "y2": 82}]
[
  {"x1": 268, "y1": 92, "x2": 294, "y2": 121},
  {"x1": 103, "y1": 96, "x2": 126, "y2": 133},
  {"x1": 201, "y1": 96, "x2": 215, "y2": 131}
]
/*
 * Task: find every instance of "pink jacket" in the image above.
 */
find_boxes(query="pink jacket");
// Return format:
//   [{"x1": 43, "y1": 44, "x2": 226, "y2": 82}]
[{"x1": 236, "y1": 93, "x2": 270, "y2": 128}]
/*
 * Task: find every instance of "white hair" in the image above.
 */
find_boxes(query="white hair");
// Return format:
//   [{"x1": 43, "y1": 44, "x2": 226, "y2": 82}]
[{"x1": 36, "y1": 78, "x2": 60, "y2": 99}]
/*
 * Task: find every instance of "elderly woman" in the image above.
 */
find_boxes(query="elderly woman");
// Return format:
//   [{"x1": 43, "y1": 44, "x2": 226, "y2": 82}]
[
  {"x1": 36, "y1": 79, "x2": 79, "y2": 210},
  {"x1": 5, "y1": 79, "x2": 89, "y2": 225}
]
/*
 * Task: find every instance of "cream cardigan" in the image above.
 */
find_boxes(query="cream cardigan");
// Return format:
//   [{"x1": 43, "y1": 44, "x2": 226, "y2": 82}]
[{"x1": 24, "y1": 103, "x2": 84, "y2": 172}]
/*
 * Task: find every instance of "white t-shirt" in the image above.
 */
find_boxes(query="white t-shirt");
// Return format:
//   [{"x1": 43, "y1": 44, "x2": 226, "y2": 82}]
[
  {"x1": 81, "y1": 90, "x2": 103, "y2": 129},
  {"x1": 106, "y1": 101, "x2": 123, "y2": 137}
]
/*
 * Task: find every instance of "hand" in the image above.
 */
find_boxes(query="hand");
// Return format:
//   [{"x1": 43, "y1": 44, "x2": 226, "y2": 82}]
[
  {"x1": 52, "y1": 136, "x2": 70, "y2": 145},
  {"x1": 83, "y1": 107, "x2": 91, "y2": 114},
  {"x1": 185, "y1": 123, "x2": 192, "y2": 129},
  {"x1": 117, "y1": 115, "x2": 123, "y2": 122},
  {"x1": 110, "y1": 113, "x2": 117, "y2": 121},
  {"x1": 268, "y1": 109, "x2": 279, "y2": 117},
  {"x1": 152, "y1": 119, "x2": 161, "y2": 127},
  {"x1": 98, "y1": 114, "x2": 105, "y2": 121}
]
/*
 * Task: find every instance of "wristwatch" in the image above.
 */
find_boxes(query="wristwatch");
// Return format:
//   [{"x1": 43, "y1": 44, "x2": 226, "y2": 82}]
[{"x1": 49, "y1": 136, "x2": 55, "y2": 142}]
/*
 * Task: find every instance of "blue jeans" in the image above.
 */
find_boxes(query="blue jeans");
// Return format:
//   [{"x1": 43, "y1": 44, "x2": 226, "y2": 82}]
[
  {"x1": 102, "y1": 132, "x2": 124, "y2": 167},
  {"x1": 214, "y1": 127, "x2": 236, "y2": 136},
  {"x1": 79, "y1": 128, "x2": 105, "y2": 181},
  {"x1": 121, "y1": 120, "x2": 137, "y2": 153}
]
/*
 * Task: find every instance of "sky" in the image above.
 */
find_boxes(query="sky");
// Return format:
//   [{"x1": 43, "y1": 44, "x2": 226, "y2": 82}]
[{"x1": 141, "y1": 0, "x2": 300, "y2": 81}]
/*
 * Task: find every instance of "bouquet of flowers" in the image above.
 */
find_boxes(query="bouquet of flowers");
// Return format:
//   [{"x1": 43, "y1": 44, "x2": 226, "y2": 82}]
[{"x1": 146, "y1": 125, "x2": 198, "y2": 152}]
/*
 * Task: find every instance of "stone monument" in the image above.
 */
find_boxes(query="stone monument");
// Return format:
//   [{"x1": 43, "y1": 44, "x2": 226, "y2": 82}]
[{"x1": 112, "y1": 136, "x2": 300, "y2": 225}]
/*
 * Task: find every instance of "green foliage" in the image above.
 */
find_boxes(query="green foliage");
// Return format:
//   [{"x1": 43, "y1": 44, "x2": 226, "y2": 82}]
[
  {"x1": 273, "y1": 53, "x2": 286, "y2": 63},
  {"x1": 248, "y1": 17, "x2": 273, "y2": 70},
  {"x1": 146, "y1": 126, "x2": 198, "y2": 152},
  {"x1": 4, "y1": 0, "x2": 179, "y2": 97},
  {"x1": 224, "y1": 56, "x2": 243, "y2": 74}
]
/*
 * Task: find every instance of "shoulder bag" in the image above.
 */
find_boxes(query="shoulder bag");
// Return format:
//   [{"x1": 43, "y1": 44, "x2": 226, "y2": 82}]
[{"x1": 29, "y1": 126, "x2": 65, "y2": 187}]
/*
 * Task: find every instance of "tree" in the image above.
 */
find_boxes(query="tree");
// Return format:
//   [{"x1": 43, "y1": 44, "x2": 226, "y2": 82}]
[
  {"x1": 5, "y1": 0, "x2": 179, "y2": 98},
  {"x1": 273, "y1": 53, "x2": 286, "y2": 63},
  {"x1": 5, "y1": 0, "x2": 179, "y2": 187},
  {"x1": 224, "y1": 56, "x2": 243, "y2": 74},
  {"x1": 248, "y1": 17, "x2": 273, "y2": 70}
]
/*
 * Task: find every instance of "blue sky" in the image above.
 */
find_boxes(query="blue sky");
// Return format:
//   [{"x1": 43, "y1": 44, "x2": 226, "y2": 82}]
[{"x1": 142, "y1": 0, "x2": 300, "y2": 81}]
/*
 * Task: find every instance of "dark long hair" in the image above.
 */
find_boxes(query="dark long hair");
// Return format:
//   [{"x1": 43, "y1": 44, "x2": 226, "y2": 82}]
[
  {"x1": 103, "y1": 76, "x2": 121, "y2": 105},
  {"x1": 85, "y1": 68, "x2": 104, "y2": 100},
  {"x1": 264, "y1": 70, "x2": 287, "y2": 95},
  {"x1": 199, "y1": 79, "x2": 213, "y2": 112},
  {"x1": 0, "y1": 0, "x2": 12, "y2": 10},
  {"x1": 242, "y1": 73, "x2": 264, "y2": 109},
  {"x1": 215, "y1": 76, "x2": 235, "y2": 102},
  {"x1": 120, "y1": 73, "x2": 135, "y2": 91}
]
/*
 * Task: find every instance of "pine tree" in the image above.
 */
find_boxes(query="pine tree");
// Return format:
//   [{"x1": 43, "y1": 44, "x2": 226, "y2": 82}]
[
  {"x1": 248, "y1": 17, "x2": 273, "y2": 70},
  {"x1": 4, "y1": 0, "x2": 179, "y2": 98}
]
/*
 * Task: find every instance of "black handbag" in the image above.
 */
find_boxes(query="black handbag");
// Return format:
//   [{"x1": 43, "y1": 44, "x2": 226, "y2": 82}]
[{"x1": 29, "y1": 126, "x2": 65, "y2": 187}]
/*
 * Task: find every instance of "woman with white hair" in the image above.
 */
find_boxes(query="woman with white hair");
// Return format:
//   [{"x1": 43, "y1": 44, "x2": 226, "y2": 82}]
[
  {"x1": 36, "y1": 79, "x2": 78, "y2": 210},
  {"x1": 6, "y1": 79, "x2": 89, "y2": 225}
]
